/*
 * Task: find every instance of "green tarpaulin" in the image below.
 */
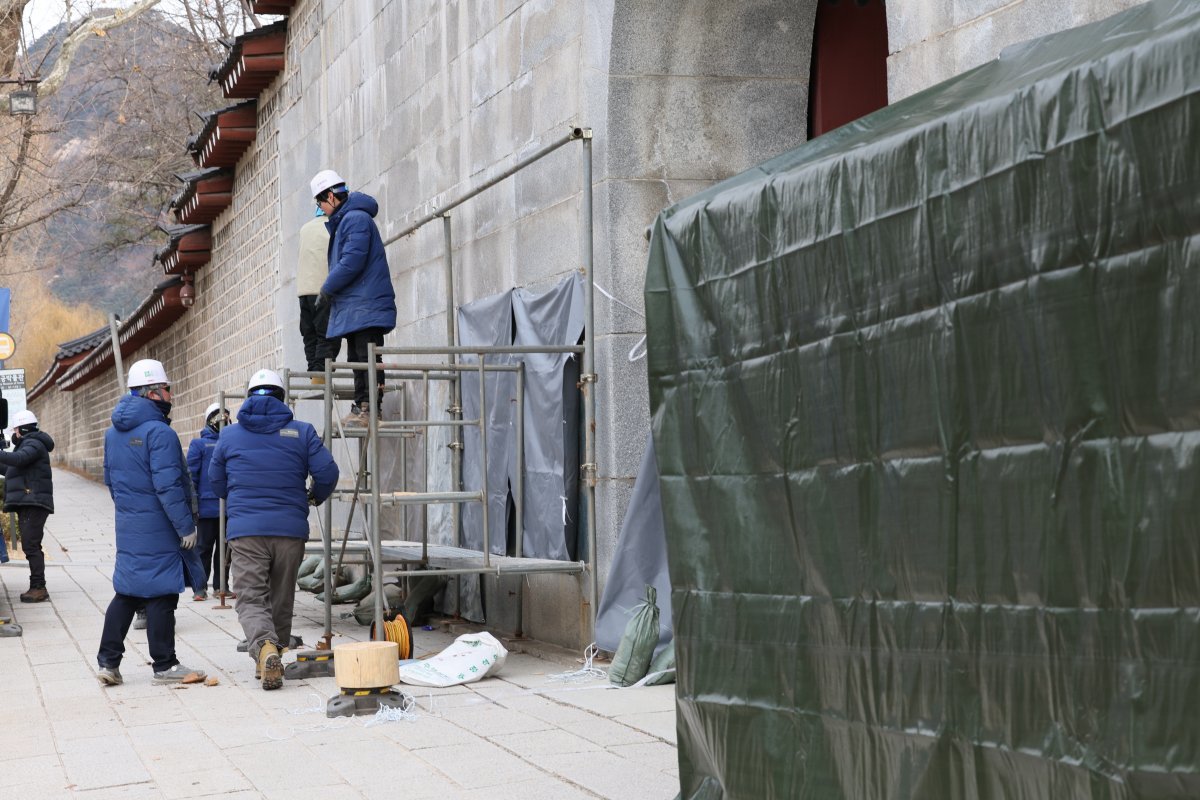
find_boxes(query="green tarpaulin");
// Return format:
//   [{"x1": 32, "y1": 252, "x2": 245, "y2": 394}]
[{"x1": 644, "y1": 1, "x2": 1200, "y2": 797}]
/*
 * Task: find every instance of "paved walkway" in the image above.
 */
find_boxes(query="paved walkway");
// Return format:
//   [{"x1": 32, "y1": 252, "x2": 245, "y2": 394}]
[{"x1": 0, "y1": 469, "x2": 679, "y2": 800}]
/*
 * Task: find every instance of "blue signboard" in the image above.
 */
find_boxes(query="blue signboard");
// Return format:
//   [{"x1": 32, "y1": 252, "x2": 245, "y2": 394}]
[{"x1": 0, "y1": 288, "x2": 9, "y2": 333}]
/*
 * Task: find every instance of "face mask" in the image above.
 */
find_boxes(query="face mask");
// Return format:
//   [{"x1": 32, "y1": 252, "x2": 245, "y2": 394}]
[{"x1": 153, "y1": 399, "x2": 173, "y2": 418}]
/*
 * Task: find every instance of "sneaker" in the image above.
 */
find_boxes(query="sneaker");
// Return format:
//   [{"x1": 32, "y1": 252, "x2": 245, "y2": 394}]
[
  {"x1": 97, "y1": 666, "x2": 123, "y2": 686},
  {"x1": 19, "y1": 587, "x2": 49, "y2": 603},
  {"x1": 0, "y1": 622, "x2": 21, "y2": 637},
  {"x1": 133, "y1": 611, "x2": 147, "y2": 630},
  {"x1": 152, "y1": 664, "x2": 206, "y2": 685},
  {"x1": 257, "y1": 641, "x2": 283, "y2": 691},
  {"x1": 192, "y1": 592, "x2": 207, "y2": 601}
]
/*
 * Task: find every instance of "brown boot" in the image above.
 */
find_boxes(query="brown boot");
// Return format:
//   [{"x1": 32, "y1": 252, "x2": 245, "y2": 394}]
[
  {"x1": 257, "y1": 641, "x2": 283, "y2": 690},
  {"x1": 20, "y1": 587, "x2": 49, "y2": 603}
]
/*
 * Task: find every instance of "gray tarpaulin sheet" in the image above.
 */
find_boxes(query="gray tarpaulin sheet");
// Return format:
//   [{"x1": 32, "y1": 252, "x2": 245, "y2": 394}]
[
  {"x1": 595, "y1": 435, "x2": 673, "y2": 655},
  {"x1": 457, "y1": 272, "x2": 585, "y2": 570},
  {"x1": 644, "y1": 1, "x2": 1200, "y2": 797}
]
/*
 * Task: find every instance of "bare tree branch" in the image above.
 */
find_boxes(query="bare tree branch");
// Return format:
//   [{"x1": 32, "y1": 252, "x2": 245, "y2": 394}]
[{"x1": 37, "y1": 0, "x2": 163, "y2": 96}]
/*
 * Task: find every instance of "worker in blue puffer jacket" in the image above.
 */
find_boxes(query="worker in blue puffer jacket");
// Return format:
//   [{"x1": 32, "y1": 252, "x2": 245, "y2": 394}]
[
  {"x1": 97, "y1": 358, "x2": 207, "y2": 688},
  {"x1": 187, "y1": 402, "x2": 233, "y2": 600},
  {"x1": 210, "y1": 368, "x2": 338, "y2": 691}
]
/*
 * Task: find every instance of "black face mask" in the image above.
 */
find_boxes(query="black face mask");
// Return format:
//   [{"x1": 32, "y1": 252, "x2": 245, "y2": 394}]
[{"x1": 153, "y1": 399, "x2": 173, "y2": 418}]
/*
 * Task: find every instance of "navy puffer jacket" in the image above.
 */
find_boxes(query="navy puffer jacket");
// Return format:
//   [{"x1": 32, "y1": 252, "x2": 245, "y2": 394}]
[
  {"x1": 209, "y1": 395, "x2": 339, "y2": 540},
  {"x1": 0, "y1": 429, "x2": 55, "y2": 512},
  {"x1": 187, "y1": 426, "x2": 221, "y2": 519},
  {"x1": 104, "y1": 395, "x2": 196, "y2": 598},
  {"x1": 320, "y1": 191, "x2": 397, "y2": 338}
]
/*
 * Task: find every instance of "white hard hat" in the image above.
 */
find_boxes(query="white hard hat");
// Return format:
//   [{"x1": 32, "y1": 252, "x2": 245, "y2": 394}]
[
  {"x1": 247, "y1": 369, "x2": 285, "y2": 394},
  {"x1": 128, "y1": 359, "x2": 169, "y2": 389},
  {"x1": 310, "y1": 169, "x2": 346, "y2": 198},
  {"x1": 12, "y1": 410, "x2": 36, "y2": 428},
  {"x1": 204, "y1": 402, "x2": 227, "y2": 420}
]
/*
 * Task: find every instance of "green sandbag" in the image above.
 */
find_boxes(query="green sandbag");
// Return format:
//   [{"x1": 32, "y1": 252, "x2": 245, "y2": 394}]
[
  {"x1": 332, "y1": 573, "x2": 372, "y2": 604},
  {"x1": 609, "y1": 585, "x2": 660, "y2": 687},
  {"x1": 296, "y1": 555, "x2": 321, "y2": 579},
  {"x1": 297, "y1": 559, "x2": 344, "y2": 593},
  {"x1": 352, "y1": 584, "x2": 403, "y2": 626},
  {"x1": 402, "y1": 575, "x2": 448, "y2": 626},
  {"x1": 643, "y1": 640, "x2": 676, "y2": 686}
]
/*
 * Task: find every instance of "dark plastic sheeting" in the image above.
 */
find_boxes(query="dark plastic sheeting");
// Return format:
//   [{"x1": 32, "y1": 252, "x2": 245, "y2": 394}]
[{"x1": 643, "y1": 2, "x2": 1200, "y2": 798}]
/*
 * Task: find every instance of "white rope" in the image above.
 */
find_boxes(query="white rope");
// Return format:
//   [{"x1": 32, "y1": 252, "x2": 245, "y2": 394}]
[
  {"x1": 594, "y1": 283, "x2": 644, "y2": 317},
  {"x1": 547, "y1": 642, "x2": 608, "y2": 683}
]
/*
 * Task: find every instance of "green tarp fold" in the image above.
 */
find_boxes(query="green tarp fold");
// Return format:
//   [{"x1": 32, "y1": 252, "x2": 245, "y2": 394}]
[{"x1": 645, "y1": 2, "x2": 1200, "y2": 797}]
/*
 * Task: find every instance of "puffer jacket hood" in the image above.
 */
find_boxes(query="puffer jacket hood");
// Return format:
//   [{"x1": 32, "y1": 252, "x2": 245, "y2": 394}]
[
  {"x1": 0, "y1": 428, "x2": 55, "y2": 513},
  {"x1": 112, "y1": 393, "x2": 168, "y2": 432},
  {"x1": 237, "y1": 394, "x2": 294, "y2": 434},
  {"x1": 320, "y1": 190, "x2": 396, "y2": 338}
]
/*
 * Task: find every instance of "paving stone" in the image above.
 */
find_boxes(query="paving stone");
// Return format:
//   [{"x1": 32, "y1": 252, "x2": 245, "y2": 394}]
[
  {"x1": 527, "y1": 749, "x2": 679, "y2": 800},
  {"x1": 415, "y1": 739, "x2": 546, "y2": 788},
  {"x1": 59, "y1": 734, "x2": 151, "y2": 791}
]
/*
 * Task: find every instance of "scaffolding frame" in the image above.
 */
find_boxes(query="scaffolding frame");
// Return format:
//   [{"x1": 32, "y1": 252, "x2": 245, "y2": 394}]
[{"x1": 214, "y1": 126, "x2": 599, "y2": 648}]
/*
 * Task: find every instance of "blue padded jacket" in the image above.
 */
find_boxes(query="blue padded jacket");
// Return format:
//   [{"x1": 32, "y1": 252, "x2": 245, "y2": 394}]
[
  {"x1": 103, "y1": 395, "x2": 197, "y2": 598},
  {"x1": 187, "y1": 426, "x2": 221, "y2": 519},
  {"x1": 320, "y1": 191, "x2": 397, "y2": 338},
  {"x1": 209, "y1": 395, "x2": 339, "y2": 540}
]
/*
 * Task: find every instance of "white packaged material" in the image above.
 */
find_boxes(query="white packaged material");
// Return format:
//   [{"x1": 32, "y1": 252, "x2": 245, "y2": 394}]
[{"x1": 397, "y1": 631, "x2": 508, "y2": 688}]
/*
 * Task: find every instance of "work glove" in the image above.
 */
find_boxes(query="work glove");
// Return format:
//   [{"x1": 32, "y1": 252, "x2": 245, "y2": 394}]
[
  {"x1": 307, "y1": 488, "x2": 321, "y2": 507},
  {"x1": 180, "y1": 531, "x2": 198, "y2": 550},
  {"x1": 314, "y1": 292, "x2": 330, "y2": 309}
]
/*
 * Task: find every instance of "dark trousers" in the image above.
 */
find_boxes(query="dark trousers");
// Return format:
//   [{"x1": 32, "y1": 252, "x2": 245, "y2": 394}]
[
  {"x1": 299, "y1": 295, "x2": 340, "y2": 372},
  {"x1": 230, "y1": 536, "x2": 306, "y2": 662},
  {"x1": 18, "y1": 506, "x2": 50, "y2": 589},
  {"x1": 346, "y1": 327, "x2": 387, "y2": 408},
  {"x1": 196, "y1": 517, "x2": 231, "y2": 592},
  {"x1": 98, "y1": 592, "x2": 179, "y2": 673}
]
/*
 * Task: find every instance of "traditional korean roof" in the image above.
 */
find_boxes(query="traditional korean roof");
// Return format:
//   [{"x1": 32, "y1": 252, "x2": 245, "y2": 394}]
[
  {"x1": 250, "y1": 0, "x2": 296, "y2": 14},
  {"x1": 170, "y1": 167, "x2": 234, "y2": 225},
  {"x1": 154, "y1": 224, "x2": 212, "y2": 275},
  {"x1": 210, "y1": 20, "x2": 288, "y2": 99},
  {"x1": 55, "y1": 277, "x2": 188, "y2": 393},
  {"x1": 186, "y1": 99, "x2": 258, "y2": 169},
  {"x1": 27, "y1": 327, "x2": 110, "y2": 402}
]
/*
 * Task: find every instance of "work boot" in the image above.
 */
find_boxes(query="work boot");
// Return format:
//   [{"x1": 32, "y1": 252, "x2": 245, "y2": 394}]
[
  {"x1": 19, "y1": 587, "x2": 49, "y2": 603},
  {"x1": 96, "y1": 666, "x2": 123, "y2": 686},
  {"x1": 257, "y1": 641, "x2": 283, "y2": 690},
  {"x1": 153, "y1": 664, "x2": 206, "y2": 685},
  {"x1": 342, "y1": 405, "x2": 368, "y2": 428},
  {"x1": 311, "y1": 376, "x2": 325, "y2": 386}
]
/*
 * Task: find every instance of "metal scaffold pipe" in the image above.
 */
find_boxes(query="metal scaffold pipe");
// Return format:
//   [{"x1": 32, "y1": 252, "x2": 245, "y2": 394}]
[{"x1": 580, "y1": 133, "x2": 599, "y2": 641}]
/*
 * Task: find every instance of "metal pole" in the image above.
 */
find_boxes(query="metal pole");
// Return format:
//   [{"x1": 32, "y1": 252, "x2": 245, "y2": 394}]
[
  {"x1": 320, "y1": 358, "x2": 334, "y2": 649},
  {"x1": 515, "y1": 362, "x2": 525, "y2": 558},
  {"x1": 444, "y1": 214, "x2": 463, "y2": 620},
  {"x1": 108, "y1": 314, "x2": 125, "y2": 394},
  {"x1": 422, "y1": 372, "x2": 430, "y2": 563},
  {"x1": 384, "y1": 127, "x2": 587, "y2": 246},
  {"x1": 214, "y1": 389, "x2": 231, "y2": 609},
  {"x1": 581, "y1": 133, "x2": 599, "y2": 640},
  {"x1": 369, "y1": 344, "x2": 385, "y2": 635},
  {"x1": 478, "y1": 354, "x2": 490, "y2": 568}
]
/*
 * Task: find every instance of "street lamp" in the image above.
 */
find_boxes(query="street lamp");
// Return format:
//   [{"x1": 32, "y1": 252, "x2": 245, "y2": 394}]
[
  {"x1": 2, "y1": 77, "x2": 40, "y2": 116},
  {"x1": 8, "y1": 89, "x2": 35, "y2": 116}
]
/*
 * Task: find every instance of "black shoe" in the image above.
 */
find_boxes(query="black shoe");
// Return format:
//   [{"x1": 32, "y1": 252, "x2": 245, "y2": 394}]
[{"x1": 20, "y1": 587, "x2": 49, "y2": 603}]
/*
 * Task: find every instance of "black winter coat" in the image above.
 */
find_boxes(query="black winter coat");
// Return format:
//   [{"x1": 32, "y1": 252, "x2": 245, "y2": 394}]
[{"x1": 0, "y1": 429, "x2": 55, "y2": 513}]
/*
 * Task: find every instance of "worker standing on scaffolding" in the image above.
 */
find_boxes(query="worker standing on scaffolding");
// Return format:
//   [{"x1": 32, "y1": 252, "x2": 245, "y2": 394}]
[
  {"x1": 297, "y1": 207, "x2": 338, "y2": 384},
  {"x1": 310, "y1": 169, "x2": 397, "y2": 426},
  {"x1": 209, "y1": 369, "x2": 339, "y2": 690}
]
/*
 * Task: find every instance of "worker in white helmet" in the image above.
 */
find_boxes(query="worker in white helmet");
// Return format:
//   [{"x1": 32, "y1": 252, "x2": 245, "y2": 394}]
[
  {"x1": 187, "y1": 402, "x2": 233, "y2": 600},
  {"x1": 96, "y1": 358, "x2": 207, "y2": 687},
  {"x1": 210, "y1": 368, "x2": 339, "y2": 690},
  {"x1": 310, "y1": 168, "x2": 396, "y2": 425}
]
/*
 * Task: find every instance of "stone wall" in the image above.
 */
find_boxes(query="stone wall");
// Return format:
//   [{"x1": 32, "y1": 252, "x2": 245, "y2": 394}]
[{"x1": 886, "y1": 0, "x2": 1148, "y2": 101}]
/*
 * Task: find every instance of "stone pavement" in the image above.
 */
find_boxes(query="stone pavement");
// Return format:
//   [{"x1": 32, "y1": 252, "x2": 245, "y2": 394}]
[{"x1": 0, "y1": 469, "x2": 679, "y2": 799}]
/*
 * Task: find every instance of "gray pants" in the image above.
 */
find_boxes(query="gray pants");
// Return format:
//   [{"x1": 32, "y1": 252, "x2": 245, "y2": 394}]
[{"x1": 230, "y1": 536, "x2": 306, "y2": 662}]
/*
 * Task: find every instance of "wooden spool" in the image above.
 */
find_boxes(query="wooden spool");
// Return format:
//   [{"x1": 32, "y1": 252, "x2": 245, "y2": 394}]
[{"x1": 333, "y1": 641, "x2": 399, "y2": 690}]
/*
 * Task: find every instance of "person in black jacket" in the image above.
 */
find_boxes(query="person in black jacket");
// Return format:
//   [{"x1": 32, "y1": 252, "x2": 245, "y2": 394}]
[{"x1": 0, "y1": 410, "x2": 54, "y2": 602}]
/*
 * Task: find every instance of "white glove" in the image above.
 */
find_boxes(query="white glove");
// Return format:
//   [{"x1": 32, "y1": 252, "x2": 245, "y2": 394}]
[{"x1": 180, "y1": 531, "x2": 198, "y2": 550}]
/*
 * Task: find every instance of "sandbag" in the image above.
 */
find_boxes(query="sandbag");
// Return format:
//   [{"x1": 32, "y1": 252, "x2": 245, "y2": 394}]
[
  {"x1": 398, "y1": 631, "x2": 508, "y2": 687},
  {"x1": 332, "y1": 573, "x2": 372, "y2": 604},
  {"x1": 353, "y1": 584, "x2": 403, "y2": 626},
  {"x1": 402, "y1": 575, "x2": 449, "y2": 625},
  {"x1": 609, "y1": 585, "x2": 660, "y2": 687},
  {"x1": 296, "y1": 555, "x2": 321, "y2": 579},
  {"x1": 643, "y1": 640, "x2": 676, "y2": 686},
  {"x1": 297, "y1": 558, "x2": 344, "y2": 593}
]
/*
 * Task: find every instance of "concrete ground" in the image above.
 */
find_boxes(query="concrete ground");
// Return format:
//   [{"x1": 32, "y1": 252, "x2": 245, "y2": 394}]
[{"x1": 0, "y1": 468, "x2": 679, "y2": 800}]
